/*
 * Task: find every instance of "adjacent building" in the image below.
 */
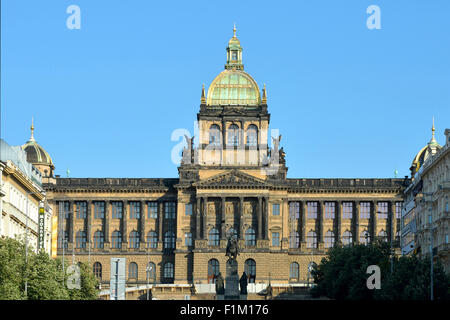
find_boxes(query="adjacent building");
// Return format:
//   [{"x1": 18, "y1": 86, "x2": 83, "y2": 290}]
[
  {"x1": 0, "y1": 124, "x2": 53, "y2": 255},
  {"x1": 402, "y1": 123, "x2": 449, "y2": 272}
]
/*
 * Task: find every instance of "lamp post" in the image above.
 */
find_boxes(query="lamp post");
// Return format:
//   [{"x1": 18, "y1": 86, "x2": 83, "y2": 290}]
[
  {"x1": 25, "y1": 191, "x2": 45, "y2": 298},
  {"x1": 428, "y1": 208, "x2": 434, "y2": 301}
]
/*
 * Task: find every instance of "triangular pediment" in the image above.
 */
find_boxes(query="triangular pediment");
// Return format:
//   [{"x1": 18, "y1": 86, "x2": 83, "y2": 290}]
[
  {"x1": 221, "y1": 108, "x2": 249, "y2": 116},
  {"x1": 193, "y1": 170, "x2": 271, "y2": 189}
]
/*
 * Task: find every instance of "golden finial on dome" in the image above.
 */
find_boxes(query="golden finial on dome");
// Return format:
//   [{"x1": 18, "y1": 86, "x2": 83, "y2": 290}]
[
  {"x1": 233, "y1": 23, "x2": 236, "y2": 37},
  {"x1": 29, "y1": 116, "x2": 35, "y2": 142}
]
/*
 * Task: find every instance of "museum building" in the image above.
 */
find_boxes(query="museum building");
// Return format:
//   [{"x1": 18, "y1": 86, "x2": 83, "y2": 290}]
[{"x1": 30, "y1": 28, "x2": 407, "y2": 295}]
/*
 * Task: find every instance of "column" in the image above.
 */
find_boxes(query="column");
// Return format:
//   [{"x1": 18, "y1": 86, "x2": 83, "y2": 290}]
[
  {"x1": 257, "y1": 197, "x2": 262, "y2": 240},
  {"x1": 354, "y1": 201, "x2": 360, "y2": 244},
  {"x1": 86, "y1": 200, "x2": 92, "y2": 247},
  {"x1": 104, "y1": 201, "x2": 110, "y2": 243},
  {"x1": 69, "y1": 200, "x2": 75, "y2": 244},
  {"x1": 301, "y1": 201, "x2": 306, "y2": 243},
  {"x1": 122, "y1": 201, "x2": 128, "y2": 247},
  {"x1": 221, "y1": 197, "x2": 226, "y2": 239},
  {"x1": 203, "y1": 196, "x2": 207, "y2": 240},
  {"x1": 140, "y1": 201, "x2": 145, "y2": 243},
  {"x1": 334, "y1": 201, "x2": 341, "y2": 244},
  {"x1": 196, "y1": 197, "x2": 201, "y2": 240},
  {"x1": 389, "y1": 201, "x2": 395, "y2": 244},
  {"x1": 158, "y1": 200, "x2": 164, "y2": 242},
  {"x1": 318, "y1": 201, "x2": 324, "y2": 243},
  {"x1": 239, "y1": 197, "x2": 244, "y2": 239},
  {"x1": 372, "y1": 201, "x2": 378, "y2": 241},
  {"x1": 264, "y1": 197, "x2": 269, "y2": 240}
]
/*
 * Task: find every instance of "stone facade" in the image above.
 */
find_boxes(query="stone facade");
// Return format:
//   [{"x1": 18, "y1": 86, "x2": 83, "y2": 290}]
[{"x1": 37, "y1": 29, "x2": 409, "y2": 298}]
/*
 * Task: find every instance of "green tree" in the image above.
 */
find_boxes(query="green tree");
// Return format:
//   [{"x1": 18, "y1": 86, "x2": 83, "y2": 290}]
[
  {"x1": 375, "y1": 255, "x2": 450, "y2": 300},
  {"x1": 0, "y1": 237, "x2": 27, "y2": 299},
  {"x1": 0, "y1": 237, "x2": 100, "y2": 300},
  {"x1": 26, "y1": 250, "x2": 69, "y2": 300},
  {"x1": 310, "y1": 240, "x2": 450, "y2": 300}
]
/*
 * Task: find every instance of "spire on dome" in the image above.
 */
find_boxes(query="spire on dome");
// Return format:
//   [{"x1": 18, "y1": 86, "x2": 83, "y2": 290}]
[
  {"x1": 429, "y1": 116, "x2": 438, "y2": 146},
  {"x1": 29, "y1": 117, "x2": 35, "y2": 142}
]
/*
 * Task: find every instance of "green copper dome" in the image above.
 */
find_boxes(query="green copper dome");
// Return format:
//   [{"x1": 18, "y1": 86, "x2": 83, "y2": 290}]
[{"x1": 206, "y1": 69, "x2": 261, "y2": 106}]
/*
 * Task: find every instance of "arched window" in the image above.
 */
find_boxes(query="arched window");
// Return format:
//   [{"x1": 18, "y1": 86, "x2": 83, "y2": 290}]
[
  {"x1": 307, "y1": 231, "x2": 317, "y2": 249},
  {"x1": 246, "y1": 125, "x2": 258, "y2": 147},
  {"x1": 147, "y1": 231, "x2": 158, "y2": 249},
  {"x1": 129, "y1": 230, "x2": 140, "y2": 249},
  {"x1": 76, "y1": 231, "x2": 86, "y2": 249},
  {"x1": 342, "y1": 230, "x2": 352, "y2": 246},
  {"x1": 324, "y1": 230, "x2": 334, "y2": 248},
  {"x1": 378, "y1": 230, "x2": 388, "y2": 242},
  {"x1": 289, "y1": 231, "x2": 300, "y2": 248},
  {"x1": 208, "y1": 259, "x2": 220, "y2": 284},
  {"x1": 209, "y1": 124, "x2": 221, "y2": 145},
  {"x1": 227, "y1": 124, "x2": 240, "y2": 146},
  {"x1": 208, "y1": 228, "x2": 220, "y2": 246},
  {"x1": 128, "y1": 262, "x2": 138, "y2": 280},
  {"x1": 111, "y1": 230, "x2": 122, "y2": 249},
  {"x1": 164, "y1": 231, "x2": 175, "y2": 249},
  {"x1": 93, "y1": 230, "x2": 104, "y2": 249},
  {"x1": 164, "y1": 262, "x2": 174, "y2": 281},
  {"x1": 93, "y1": 262, "x2": 102, "y2": 279},
  {"x1": 58, "y1": 231, "x2": 68, "y2": 249},
  {"x1": 147, "y1": 262, "x2": 156, "y2": 281},
  {"x1": 244, "y1": 259, "x2": 256, "y2": 283},
  {"x1": 360, "y1": 230, "x2": 370, "y2": 245},
  {"x1": 245, "y1": 228, "x2": 256, "y2": 246},
  {"x1": 289, "y1": 262, "x2": 299, "y2": 282}
]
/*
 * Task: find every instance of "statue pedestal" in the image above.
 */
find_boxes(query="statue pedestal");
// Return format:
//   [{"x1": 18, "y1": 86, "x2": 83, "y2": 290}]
[{"x1": 224, "y1": 259, "x2": 240, "y2": 300}]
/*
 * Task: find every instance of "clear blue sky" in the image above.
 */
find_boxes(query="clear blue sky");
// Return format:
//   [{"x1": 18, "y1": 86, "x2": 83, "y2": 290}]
[{"x1": 1, "y1": 0, "x2": 449, "y2": 179}]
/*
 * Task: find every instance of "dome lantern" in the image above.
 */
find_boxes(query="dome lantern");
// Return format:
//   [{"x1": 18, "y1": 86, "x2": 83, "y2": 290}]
[{"x1": 225, "y1": 24, "x2": 243, "y2": 71}]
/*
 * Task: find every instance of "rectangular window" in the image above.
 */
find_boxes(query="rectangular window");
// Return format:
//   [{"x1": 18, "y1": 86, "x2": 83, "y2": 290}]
[
  {"x1": 378, "y1": 202, "x2": 388, "y2": 219},
  {"x1": 395, "y1": 202, "x2": 403, "y2": 219},
  {"x1": 75, "y1": 201, "x2": 86, "y2": 219},
  {"x1": 272, "y1": 232, "x2": 280, "y2": 247},
  {"x1": 94, "y1": 201, "x2": 105, "y2": 219},
  {"x1": 129, "y1": 201, "x2": 141, "y2": 219},
  {"x1": 63, "y1": 202, "x2": 70, "y2": 219},
  {"x1": 272, "y1": 204, "x2": 280, "y2": 216},
  {"x1": 165, "y1": 202, "x2": 176, "y2": 219},
  {"x1": 185, "y1": 232, "x2": 192, "y2": 246},
  {"x1": 111, "y1": 201, "x2": 123, "y2": 219},
  {"x1": 325, "y1": 202, "x2": 335, "y2": 219},
  {"x1": 307, "y1": 202, "x2": 318, "y2": 219},
  {"x1": 148, "y1": 202, "x2": 158, "y2": 219},
  {"x1": 185, "y1": 203, "x2": 193, "y2": 216},
  {"x1": 342, "y1": 202, "x2": 353, "y2": 219},
  {"x1": 360, "y1": 202, "x2": 371, "y2": 219},
  {"x1": 289, "y1": 202, "x2": 300, "y2": 220}
]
